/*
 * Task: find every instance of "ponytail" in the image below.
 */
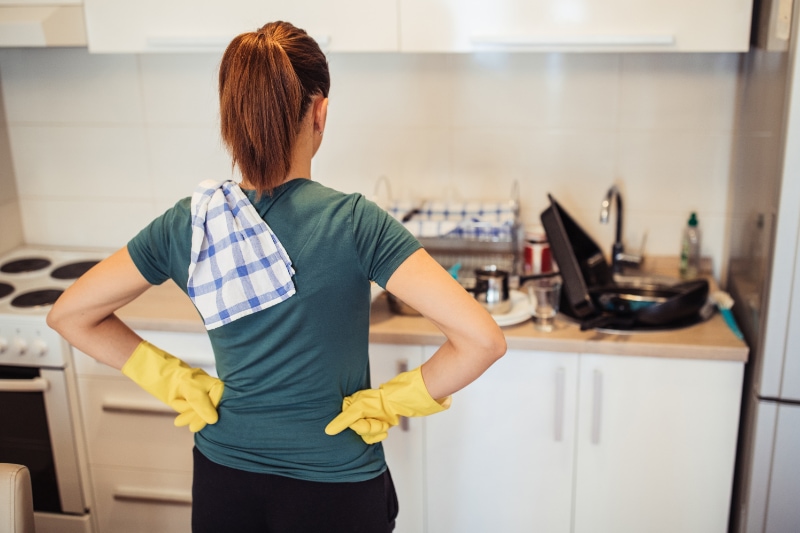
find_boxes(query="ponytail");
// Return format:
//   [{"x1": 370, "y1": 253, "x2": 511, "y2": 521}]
[{"x1": 219, "y1": 21, "x2": 330, "y2": 194}]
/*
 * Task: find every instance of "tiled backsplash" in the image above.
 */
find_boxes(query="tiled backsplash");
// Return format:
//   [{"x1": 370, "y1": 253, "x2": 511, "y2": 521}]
[{"x1": 0, "y1": 48, "x2": 740, "y2": 278}]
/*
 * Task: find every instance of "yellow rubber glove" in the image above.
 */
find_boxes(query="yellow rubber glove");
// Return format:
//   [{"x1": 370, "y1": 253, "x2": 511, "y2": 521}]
[
  {"x1": 325, "y1": 366, "x2": 451, "y2": 444},
  {"x1": 121, "y1": 340, "x2": 223, "y2": 433}
]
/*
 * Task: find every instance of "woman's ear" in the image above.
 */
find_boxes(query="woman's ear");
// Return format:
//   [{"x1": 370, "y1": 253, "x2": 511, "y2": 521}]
[{"x1": 314, "y1": 97, "x2": 328, "y2": 136}]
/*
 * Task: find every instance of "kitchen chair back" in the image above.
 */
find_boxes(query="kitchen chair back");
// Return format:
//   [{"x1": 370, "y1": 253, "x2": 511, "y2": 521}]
[{"x1": 0, "y1": 463, "x2": 36, "y2": 533}]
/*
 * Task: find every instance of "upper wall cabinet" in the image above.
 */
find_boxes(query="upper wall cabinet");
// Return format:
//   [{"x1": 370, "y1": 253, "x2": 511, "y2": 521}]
[
  {"x1": 0, "y1": 0, "x2": 86, "y2": 47},
  {"x1": 83, "y1": 0, "x2": 398, "y2": 53},
  {"x1": 399, "y1": 0, "x2": 754, "y2": 53}
]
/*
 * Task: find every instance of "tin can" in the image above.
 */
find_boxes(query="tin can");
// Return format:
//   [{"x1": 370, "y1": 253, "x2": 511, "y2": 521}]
[{"x1": 524, "y1": 227, "x2": 552, "y2": 275}]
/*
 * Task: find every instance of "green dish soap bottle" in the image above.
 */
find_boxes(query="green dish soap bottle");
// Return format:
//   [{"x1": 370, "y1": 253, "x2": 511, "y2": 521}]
[{"x1": 680, "y1": 212, "x2": 701, "y2": 279}]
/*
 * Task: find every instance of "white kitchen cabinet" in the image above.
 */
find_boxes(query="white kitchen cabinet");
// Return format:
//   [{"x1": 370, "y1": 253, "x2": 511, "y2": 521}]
[
  {"x1": 425, "y1": 348, "x2": 744, "y2": 533},
  {"x1": 83, "y1": 0, "x2": 398, "y2": 53},
  {"x1": 425, "y1": 348, "x2": 579, "y2": 533},
  {"x1": 573, "y1": 354, "x2": 743, "y2": 533},
  {"x1": 74, "y1": 363, "x2": 195, "y2": 533},
  {"x1": 400, "y1": 0, "x2": 753, "y2": 52},
  {"x1": 72, "y1": 330, "x2": 214, "y2": 533},
  {"x1": 368, "y1": 343, "x2": 425, "y2": 533}
]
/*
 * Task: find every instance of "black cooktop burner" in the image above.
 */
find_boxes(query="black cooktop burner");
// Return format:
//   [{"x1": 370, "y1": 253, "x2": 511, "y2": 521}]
[
  {"x1": 11, "y1": 289, "x2": 63, "y2": 308},
  {"x1": 0, "y1": 257, "x2": 52, "y2": 274},
  {"x1": 51, "y1": 261, "x2": 100, "y2": 280},
  {"x1": 0, "y1": 282, "x2": 13, "y2": 299}
]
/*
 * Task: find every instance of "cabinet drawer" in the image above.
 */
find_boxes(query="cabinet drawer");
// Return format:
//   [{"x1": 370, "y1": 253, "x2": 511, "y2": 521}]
[
  {"x1": 90, "y1": 464, "x2": 192, "y2": 533},
  {"x1": 79, "y1": 376, "x2": 195, "y2": 472}
]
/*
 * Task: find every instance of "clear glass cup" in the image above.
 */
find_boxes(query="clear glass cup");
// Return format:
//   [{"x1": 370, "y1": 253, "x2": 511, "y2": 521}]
[{"x1": 528, "y1": 278, "x2": 561, "y2": 332}]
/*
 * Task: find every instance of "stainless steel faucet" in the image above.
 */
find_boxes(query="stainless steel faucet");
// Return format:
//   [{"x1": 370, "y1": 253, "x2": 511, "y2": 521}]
[{"x1": 600, "y1": 185, "x2": 642, "y2": 272}]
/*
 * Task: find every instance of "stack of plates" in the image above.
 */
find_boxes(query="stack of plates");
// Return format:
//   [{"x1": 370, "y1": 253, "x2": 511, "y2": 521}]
[{"x1": 492, "y1": 290, "x2": 532, "y2": 327}]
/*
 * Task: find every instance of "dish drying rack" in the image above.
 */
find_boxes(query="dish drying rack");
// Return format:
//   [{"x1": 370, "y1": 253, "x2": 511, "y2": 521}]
[{"x1": 373, "y1": 178, "x2": 523, "y2": 285}]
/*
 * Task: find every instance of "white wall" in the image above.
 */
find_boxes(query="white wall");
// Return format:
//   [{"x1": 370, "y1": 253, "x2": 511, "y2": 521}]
[
  {"x1": 0, "y1": 70, "x2": 23, "y2": 254},
  {"x1": 0, "y1": 48, "x2": 739, "y2": 277}
]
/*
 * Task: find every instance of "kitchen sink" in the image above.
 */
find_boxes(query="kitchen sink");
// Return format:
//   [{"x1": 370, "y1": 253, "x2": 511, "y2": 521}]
[{"x1": 569, "y1": 273, "x2": 715, "y2": 334}]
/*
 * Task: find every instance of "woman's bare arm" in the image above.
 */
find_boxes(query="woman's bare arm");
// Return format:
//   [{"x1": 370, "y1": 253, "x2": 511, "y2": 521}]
[
  {"x1": 384, "y1": 249, "x2": 507, "y2": 399},
  {"x1": 46, "y1": 247, "x2": 152, "y2": 370}
]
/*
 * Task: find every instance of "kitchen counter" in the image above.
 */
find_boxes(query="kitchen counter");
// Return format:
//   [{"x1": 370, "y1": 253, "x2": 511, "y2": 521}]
[
  {"x1": 368, "y1": 292, "x2": 747, "y2": 361},
  {"x1": 117, "y1": 256, "x2": 748, "y2": 363}
]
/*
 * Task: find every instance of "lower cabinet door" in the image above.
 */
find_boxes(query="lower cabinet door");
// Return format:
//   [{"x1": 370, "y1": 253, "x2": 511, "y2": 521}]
[
  {"x1": 573, "y1": 354, "x2": 744, "y2": 533},
  {"x1": 369, "y1": 344, "x2": 425, "y2": 533},
  {"x1": 90, "y1": 465, "x2": 193, "y2": 533},
  {"x1": 425, "y1": 348, "x2": 578, "y2": 533}
]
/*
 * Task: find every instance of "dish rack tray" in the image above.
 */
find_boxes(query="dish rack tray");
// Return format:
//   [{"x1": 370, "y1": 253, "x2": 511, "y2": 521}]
[{"x1": 374, "y1": 178, "x2": 523, "y2": 282}]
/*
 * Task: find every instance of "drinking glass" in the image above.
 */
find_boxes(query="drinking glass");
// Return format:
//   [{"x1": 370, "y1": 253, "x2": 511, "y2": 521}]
[{"x1": 528, "y1": 278, "x2": 561, "y2": 332}]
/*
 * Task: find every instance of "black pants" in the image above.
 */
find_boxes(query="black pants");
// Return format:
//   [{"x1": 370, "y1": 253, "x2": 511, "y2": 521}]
[{"x1": 192, "y1": 447, "x2": 398, "y2": 533}]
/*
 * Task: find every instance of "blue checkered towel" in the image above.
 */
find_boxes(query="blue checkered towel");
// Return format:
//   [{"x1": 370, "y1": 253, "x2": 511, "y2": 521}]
[{"x1": 187, "y1": 180, "x2": 296, "y2": 330}]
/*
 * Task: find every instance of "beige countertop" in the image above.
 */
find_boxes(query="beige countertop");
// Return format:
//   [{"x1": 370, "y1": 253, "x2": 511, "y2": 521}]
[{"x1": 117, "y1": 256, "x2": 748, "y2": 363}]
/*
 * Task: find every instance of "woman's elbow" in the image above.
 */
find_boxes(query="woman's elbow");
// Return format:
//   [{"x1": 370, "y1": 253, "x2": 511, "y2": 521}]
[
  {"x1": 489, "y1": 327, "x2": 507, "y2": 362},
  {"x1": 473, "y1": 323, "x2": 506, "y2": 364},
  {"x1": 46, "y1": 298, "x2": 75, "y2": 335},
  {"x1": 46, "y1": 303, "x2": 65, "y2": 332}
]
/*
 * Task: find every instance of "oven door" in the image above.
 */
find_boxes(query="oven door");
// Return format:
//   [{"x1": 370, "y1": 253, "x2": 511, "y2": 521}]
[{"x1": 0, "y1": 365, "x2": 87, "y2": 515}]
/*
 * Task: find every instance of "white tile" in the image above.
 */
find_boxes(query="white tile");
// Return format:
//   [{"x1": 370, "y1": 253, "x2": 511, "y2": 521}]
[
  {"x1": 326, "y1": 53, "x2": 452, "y2": 128},
  {"x1": 0, "y1": 48, "x2": 143, "y2": 124},
  {"x1": 139, "y1": 53, "x2": 223, "y2": 125},
  {"x1": 452, "y1": 127, "x2": 617, "y2": 223},
  {"x1": 0, "y1": 199, "x2": 23, "y2": 253},
  {"x1": 619, "y1": 53, "x2": 739, "y2": 131},
  {"x1": 616, "y1": 131, "x2": 732, "y2": 215},
  {"x1": 20, "y1": 197, "x2": 158, "y2": 249},
  {"x1": 450, "y1": 52, "x2": 621, "y2": 129},
  {"x1": 450, "y1": 126, "x2": 538, "y2": 202},
  {"x1": 312, "y1": 124, "x2": 451, "y2": 200},
  {"x1": 10, "y1": 125, "x2": 151, "y2": 200},
  {"x1": 147, "y1": 125, "x2": 233, "y2": 202}
]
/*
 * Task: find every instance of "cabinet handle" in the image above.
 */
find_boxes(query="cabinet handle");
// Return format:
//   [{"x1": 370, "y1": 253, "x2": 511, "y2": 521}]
[
  {"x1": 146, "y1": 34, "x2": 331, "y2": 51},
  {"x1": 102, "y1": 398, "x2": 175, "y2": 416},
  {"x1": 470, "y1": 34, "x2": 675, "y2": 47},
  {"x1": 591, "y1": 370, "x2": 603, "y2": 445},
  {"x1": 397, "y1": 359, "x2": 409, "y2": 432},
  {"x1": 146, "y1": 36, "x2": 231, "y2": 50},
  {"x1": 554, "y1": 367, "x2": 565, "y2": 442},
  {"x1": 113, "y1": 486, "x2": 192, "y2": 506},
  {"x1": 0, "y1": 377, "x2": 48, "y2": 392}
]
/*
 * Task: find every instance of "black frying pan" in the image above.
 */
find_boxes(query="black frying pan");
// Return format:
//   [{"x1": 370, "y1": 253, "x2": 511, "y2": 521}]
[{"x1": 580, "y1": 279, "x2": 709, "y2": 331}]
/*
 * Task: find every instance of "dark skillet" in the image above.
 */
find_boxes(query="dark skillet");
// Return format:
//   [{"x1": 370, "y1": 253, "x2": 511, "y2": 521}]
[{"x1": 580, "y1": 279, "x2": 709, "y2": 331}]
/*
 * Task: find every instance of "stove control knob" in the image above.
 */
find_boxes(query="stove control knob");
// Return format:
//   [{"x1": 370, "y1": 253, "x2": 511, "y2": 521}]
[
  {"x1": 30, "y1": 339, "x2": 48, "y2": 357},
  {"x1": 13, "y1": 338, "x2": 28, "y2": 356}
]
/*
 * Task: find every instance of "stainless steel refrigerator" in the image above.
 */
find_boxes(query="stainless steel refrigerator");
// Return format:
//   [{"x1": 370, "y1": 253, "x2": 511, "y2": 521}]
[{"x1": 727, "y1": 5, "x2": 800, "y2": 532}]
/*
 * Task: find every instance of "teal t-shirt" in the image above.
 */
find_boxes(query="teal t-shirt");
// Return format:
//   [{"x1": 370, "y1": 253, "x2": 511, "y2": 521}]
[{"x1": 127, "y1": 179, "x2": 422, "y2": 482}]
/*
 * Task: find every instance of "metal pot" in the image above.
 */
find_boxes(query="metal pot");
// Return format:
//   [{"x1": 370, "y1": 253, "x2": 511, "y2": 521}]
[{"x1": 472, "y1": 266, "x2": 512, "y2": 315}]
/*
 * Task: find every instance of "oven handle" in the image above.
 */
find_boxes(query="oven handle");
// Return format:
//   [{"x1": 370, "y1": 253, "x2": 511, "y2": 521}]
[{"x1": 0, "y1": 377, "x2": 49, "y2": 392}]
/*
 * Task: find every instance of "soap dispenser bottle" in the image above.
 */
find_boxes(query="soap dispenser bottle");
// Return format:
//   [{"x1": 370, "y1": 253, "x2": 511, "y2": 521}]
[{"x1": 680, "y1": 212, "x2": 701, "y2": 278}]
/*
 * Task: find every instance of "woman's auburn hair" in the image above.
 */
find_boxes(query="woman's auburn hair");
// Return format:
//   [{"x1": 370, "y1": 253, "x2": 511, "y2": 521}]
[{"x1": 219, "y1": 21, "x2": 330, "y2": 194}]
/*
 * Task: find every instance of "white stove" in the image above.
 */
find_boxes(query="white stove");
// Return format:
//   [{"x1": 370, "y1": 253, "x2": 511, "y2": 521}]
[
  {"x1": 0, "y1": 246, "x2": 109, "y2": 367},
  {"x1": 0, "y1": 246, "x2": 110, "y2": 315},
  {"x1": 0, "y1": 245, "x2": 108, "y2": 533}
]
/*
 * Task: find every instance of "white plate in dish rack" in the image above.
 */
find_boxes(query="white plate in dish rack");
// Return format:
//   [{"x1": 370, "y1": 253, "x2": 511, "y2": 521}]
[{"x1": 493, "y1": 290, "x2": 532, "y2": 327}]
